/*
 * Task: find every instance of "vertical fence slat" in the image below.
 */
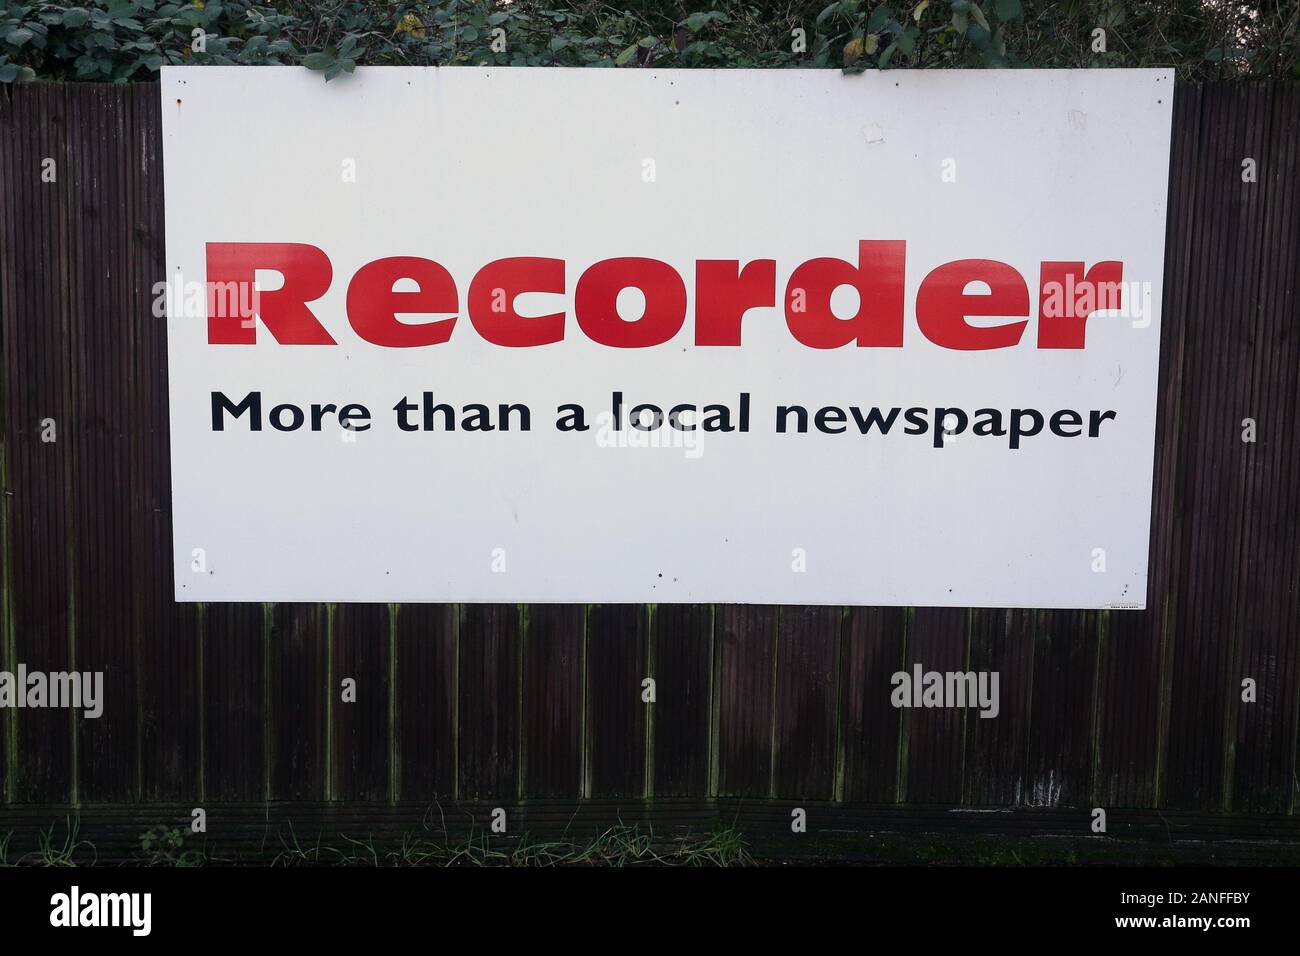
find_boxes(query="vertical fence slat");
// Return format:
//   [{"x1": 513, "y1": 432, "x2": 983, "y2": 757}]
[
  {"x1": 520, "y1": 604, "x2": 584, "y2": 799},
  {"x1": 1217, "y1": 84, "x2": 1271, "y2": 811},
  {"x1": 394, "y1": 603, "x2": 457, "y2": 801},
  {"x1": 716, "y1": 605, "x2": 777, "y2": 798},
  {"x1": 70, "y1": 83, "x2": 138, "y2": 804},
  {"x1": 331, "y1": 603, "x2": 391, "y2": 802},
  {"x1": 1025, "y1": 610, "x2": 1100, "y2": 808},
  {"x1": 1165, "y1": 84, "x2": 1251, "y2": 810},
  {"x1": 129, "y1": 82, "x2": 201, "y2": 804},
  {"x1": 456, "y1": 604, "x2": 520, "y2": 800},
  {"x1": 900, "y1": 607, "x2": 968, "y2": 804},
  {"x1": 649, "y1": 604, "x2": 712, "y2": 798},
  {"x1": 1, "y1": 84, "x2": 76, "y2": 804},
  {"x1": 585, "y1": 604, "x2": 647, "y2": 799},
  {"x1": 1232, "y1": 82, "x2": 1300, "y2": 812},
  {"x1": 840, "y1": 607, "x2": 906, "y2": 803},
  {"x1": 201, "y1": 603, "x2": 263, "y2": 802},
  {"x1": 772, "y1": 605, "x2": 840, "y2": 800},
  {"x1": 0, "y1": 84, "x2": 9, "y2": 804},
  {"x1": 964, "y1": 609, "x2": 1035, "y2": 806},
  {"x1": 268, "y1": 603, "x2": 327, "y2": 801}
]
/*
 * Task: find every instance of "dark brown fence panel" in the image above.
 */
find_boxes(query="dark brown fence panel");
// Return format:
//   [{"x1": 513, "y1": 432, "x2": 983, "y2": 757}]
[
  {"x1": 67, "y1": 84, "x2": 139, "y2": 805},
  {"x1": 393, "y1": 603, "x2": 456, "y2": 802},
  {"x1": 1025, "y1": 610, "x2": 1100, "y2": 808},
  {"x1": 331, "y1": 603, "x2": 391, "y2": 802},
  {"x1": 715, "y1": 605, "x2": 777, "y2": 797},
  {"x1": 964, "y1": 609, "x2": 1035, "y2": 806},
  {"x1": 839, "y1": 607, "x2": 906, "y2": 803},
  {"x1": 1164, "y1": 82, "x2": 1257, "y2": 811},
  {"x1": 130, "y1": 85, "x2": 199, "y2": 803},
  {"x1": 649, "y1": 603, "x2": 713, "y2": 797},
  {"x1": 455, "y1": 604, "x2": 519, "y2": 800},
  {"x1": 1229, "y1": 83, "x2": 1300, "y2": 813},
  {"x1": 0, "y1": 84, "x2": 77, "y2": 805},
  {"x1": 0, "y1": 86, "x2": 8, "y2": 803},
  {"x1": 200, "y1": 602, "x2": 263, "y2": 802},
  {"x1": 520, "y1": 604, "x2": 584, "y2": 799},
  {"x1": 586, "y1": 604, "x2": 648, "y2": 798},
  {"x1": 1095, "y1": 611, "x2": 1162, "y2": 808},
  {"x1": 1160, "y1": 82, "x2": 1300, "y2": 812},
  {"x1": 0, "y1": 79, "x2": 1297, "y2": 830},
  {"x1": 901, "y1": 608, "x2": 968, "y2": 804},
  {"x1": 772, "y1": 605, "x2": 840, "y2": 800},
  {"x1": 268, "y1": 603, "x2": 327, "y2": 802}
]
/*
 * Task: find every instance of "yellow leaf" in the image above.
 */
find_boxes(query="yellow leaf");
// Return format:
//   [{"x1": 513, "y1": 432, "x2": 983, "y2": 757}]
[
  {"x1": 396, "y1": 13, "x2": 426, "y2": 39},
  {"x1": 843, "y1": 34, "x2": 881, "y2": 64},
  {"x1": 913, "y1": 0, "x2": 929, "y2": 22}
]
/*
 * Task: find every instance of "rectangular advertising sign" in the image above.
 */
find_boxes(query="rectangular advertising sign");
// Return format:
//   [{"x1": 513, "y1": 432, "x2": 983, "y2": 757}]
[{"x1": 161, "y1": 66, "x2": 1173, "y2": 606}]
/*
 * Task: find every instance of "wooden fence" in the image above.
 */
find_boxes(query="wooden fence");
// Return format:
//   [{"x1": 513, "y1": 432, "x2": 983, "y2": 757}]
[{"x1": 0, "y1": 80, "x2": 1298, "y2": 852}]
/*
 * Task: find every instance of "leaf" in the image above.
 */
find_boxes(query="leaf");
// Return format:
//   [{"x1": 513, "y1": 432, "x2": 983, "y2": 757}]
[
  {"x1": 878, "y1": 40, "x2": 898, "y2": 68},
  {"x1": 302, "y1": 51, "x2": 334, "y2": 70},
  {"x1": 614, "y1": 43, "x2": 637, "y2": 65},
  {"x1": 969, "y1": 3, "x2": 991, "y2": 31},
  {"x1": 967, "y1": 22, "x2": 992, "y2": 50},
  {"x1": 993, "y1": 0, "x2": 1022, "y2": 20},
  {"x1": 62, "y1": 9, "x2": 91, "y2": 28},
  {"x1": 867, "y1": 6, "x2": 892, "y2": 32},
  {"x1": 913, "y1": 0, "x2": 929, "y2": 21},
  {"x1": 6, "y1": 27, "x2": 34, "y2": 47},
  {"x1": 816, "y1": 2, "x2": 839, "y2": 26}
]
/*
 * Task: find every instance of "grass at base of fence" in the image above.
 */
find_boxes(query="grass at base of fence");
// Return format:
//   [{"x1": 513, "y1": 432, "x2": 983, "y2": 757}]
[
  {"x1": 5, "y1": 815, "x2": 1300, "y2": 867},
  {"x1": 0, "y1": 817, "x2": 754, "y2": 867},
  {"x1": 268, "y1": 822, "x2": 752, "y2": 867}
]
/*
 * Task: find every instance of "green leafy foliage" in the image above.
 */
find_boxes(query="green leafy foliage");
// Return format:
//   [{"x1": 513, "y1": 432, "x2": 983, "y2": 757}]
[{"x1": 0, "y1": 0, "x2": 1295, "y2": 84}]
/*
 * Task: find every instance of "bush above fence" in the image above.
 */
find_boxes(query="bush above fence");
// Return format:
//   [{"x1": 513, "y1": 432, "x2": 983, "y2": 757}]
[{"x1": 1, "y1": 1, "x2": 1298, "y2": 85}]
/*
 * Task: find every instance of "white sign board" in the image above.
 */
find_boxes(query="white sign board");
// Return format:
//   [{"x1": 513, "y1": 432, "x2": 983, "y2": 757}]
[{"x1": 161, "y1": 66, "x2": 1173, "y2": 607}]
